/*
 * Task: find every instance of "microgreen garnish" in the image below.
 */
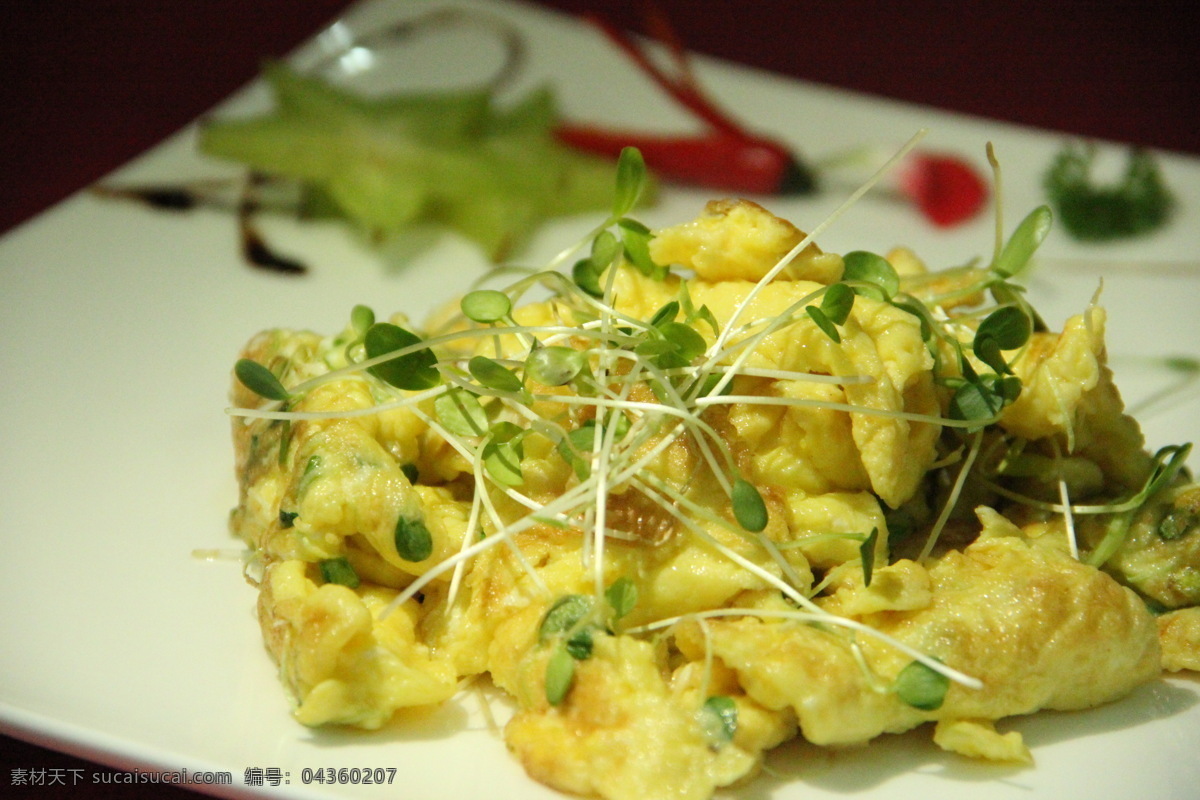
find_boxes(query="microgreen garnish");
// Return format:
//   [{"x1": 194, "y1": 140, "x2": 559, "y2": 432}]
[
  {"x1": 468, "y1": 355, "x2": 524, "y2": 394},
  {"x1": 229, "y1": 143, "x2": 1194, "y2": 726},
  {"x1": 434, "y1": 389, "x2": 490, "y2": 437},
  {"x1": 731, "y1": 479, "x2": 769, "y2": 533},
  {"x1": 894, "y1": 659, "x2": 950, "y2": 710},
  {"x1": 394, "y1": 516, "x2": 434, "y2": 562},
  {"x1": 972, "y1": 305, "x2": 1033, "y2": 375},
  {"x1": 1087, "y1": 443, "x2": 1193, "y2": 567},
  {"x1": 350, "y1": 304, "x2": 375, "y2": 335},
  {"x1": 319, "y1": 556, "x2": 360, "y2": 588},
  {"x1": 482, "y1": 435, "x2": 525, "y2": 486},
  {"x1": 699, "y1": 696, "x2": 738, "y2": 747},
  {"x1": 992, "y1": 205, "x2": 1052, "y2": 278},
  {"x1": 605, "y1": 576, "x2": 638, "y2": 621},
  {"x1": 365, "y1": 323, "x2": 440, "y2": 390},
  {"x1": 461, "y1": 290, "x2": 513, "y2": 324},
  {"x1": 526, "y1": 346, "x2": 586, "y2": 386},
  {"x1": 842, "y1": 250, "x2": 900, "y2": 300},
  {"x1": 612, "y1": 147, "x2": 648, "y2": 218},
  {"x1": 235, "y1": 358, "x2": 291, "y2": 402}
]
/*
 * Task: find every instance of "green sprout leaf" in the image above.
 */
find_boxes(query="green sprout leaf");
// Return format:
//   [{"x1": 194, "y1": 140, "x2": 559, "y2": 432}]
[
  {"x1": 591, "y1": 229, "x2": 621, "y2": 271},
  {"x1": 461, "y1": 289, "x2": 512, "y2": 324},
  {"x1": 806, "y1": 305, "x2": 841, "y2": 344},
  {"x1": 978, "y1": 306, "x2": 1033, "y2": 350},
  {"x1": 821, "y1": 282, "x2": 855, "y2": 325},
  {"x1": 732, "y1": 478, "x2": 769, "y2": 533},
  {"x1": 538, "y1": 593, "x2": 595, "y2": 660},
  {"x1": 994, "y1": 205, "x2": 1052, "y2": 277},
  {"x1": 234, "y1": 358, "x2": 291, "y2": 401},
  {"x1": 572, "y1": 257, "x2": 605, "y2": 298},
  {"x1": 894, "y1": 659, "x2": 950, "y2": 710},
  {"x1": 526, "y1": 346, "x2": 586, "y2": 386},
  {"x1": 540, "y1": 594, "x2": 593, "y2": 643},
  {"x1": 649, "y1": 300, "x2": 681, "y2": 329},
  {"x1": 841, "y1": 251, "x2": 900, "y2": 300},
  {"x1": 483, "y1": 437, "x2": 524, "y2": 486},
  {"x1": 699, "y1": 696, "x2": 738, "y2": 747},
  {"x1": 435, "y1": 388, "x2": 489, "y2": 437},
  {"x1": 469, "y1": 355, "x2": 524, "y2": 394},
  {"x1": 350, "y1": 304, "x2": 375, "y2": 336},
  {"x1": 394, "y1": 516, "x2": 433, "y2": 562},
  {"x1": 692, "y1": 304, "x2": 721, "y2": 338},
  {"x1": 618, "y1": 218, "x2": 667, "y2": 279},
  {"x1": 948, "y1": 377, "x2": 1006, "y2": 424},
  {"x1": 613, "y1": 146, "x2": 648, "y2": 219},
  {"x1": 655, "y1": 321, "x2": 707, "y2": 367},
  {"x1": 605, "y1": 576, "x2": 638, "y2": 621},
  {"x1": 365, "y1": 323, "x2": 440, "y2": 390},
  {"x1": 545, "y1": 645, "x2": 576, "y2": 706},
  {"x1": 318, "y1": 556, "x2": 360, "y2": 588}
]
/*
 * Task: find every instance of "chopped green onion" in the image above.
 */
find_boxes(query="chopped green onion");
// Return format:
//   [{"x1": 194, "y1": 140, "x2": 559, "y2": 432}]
[
  {"x1": 699, "y1": 696, "x2": 738, "y2": 746},
  {"x1": 894, "y1": 659, "x2": 950, "y2": 710},
  {"x1": 394, "y1": 516, "x2": 434, "y2": 562},
  {"x1": 319, "y1": 556, "x2": 360, "y2": 588}
]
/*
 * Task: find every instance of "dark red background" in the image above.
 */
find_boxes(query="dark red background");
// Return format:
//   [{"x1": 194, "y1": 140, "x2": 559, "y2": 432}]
[{"x1": 0, "y1": 0, "x2": 1193, "y2": 795}]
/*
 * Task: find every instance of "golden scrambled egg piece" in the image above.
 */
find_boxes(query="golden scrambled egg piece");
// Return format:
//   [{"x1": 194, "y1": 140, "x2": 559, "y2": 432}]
[
  {"x1": 227, "y1": 199, "x2": 1198, "y2": 800},
  {"x1": 694, "y1": 534, "x2": 1158, "y2": 751},
  {"x1": 649, "y1": 198, "x2": 843, "y2": 283},
  {"x1": 1157, "y1": 608, "x2": 1200, "y2": 672}
]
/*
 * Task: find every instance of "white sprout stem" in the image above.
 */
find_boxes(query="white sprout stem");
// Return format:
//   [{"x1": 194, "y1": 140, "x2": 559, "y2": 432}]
[
  {"x1": 635, "y1": 474, "x2": 808, "y2": 596},
  {"x1": 917, "y1": 430, "x2": 984, "y2": 563},
  {"x1": 380, "y1": 403, "x2": 689, "y2": 619},
  {"x1": 446, "y1": 489, "x2": 484, "y2": 610},
  {"x1": 633, "y1": 474, "x2": 820, "y2": 613},
  {"x1": 472, "y1": 437, "x2": 550, "y2": 599},
  {"x1": 628, "y1": 607, "x2": 983, "y2": 691},
  {"x1": 1051, "y1": 438, "x2": 1080, "y2": 559},
  {"x1": 409, "y1": 405, "x2": 544, "y2": 515},
  {"x1": 708, "y1": 129, "x2": 928, "y2": 363}
]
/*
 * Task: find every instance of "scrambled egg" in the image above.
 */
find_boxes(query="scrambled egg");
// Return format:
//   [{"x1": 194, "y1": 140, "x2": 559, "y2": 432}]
[{"x1": 228, "y1": 199, "x2": 1197, "y2": 800}]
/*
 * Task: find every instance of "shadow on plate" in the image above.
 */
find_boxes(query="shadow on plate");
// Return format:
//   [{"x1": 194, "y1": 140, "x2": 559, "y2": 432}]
[{"x1": 726, "y1": 676, "x2": 1198, "y2": 798}]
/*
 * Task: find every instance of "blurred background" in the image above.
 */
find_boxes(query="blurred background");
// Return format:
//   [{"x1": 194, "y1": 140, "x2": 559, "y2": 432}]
[
  {"x1": 0, "y1": 0, "x2": 1193, "y2": 796},
  {"x1": 1, "y1": 0, "x2": 1195, "y2": 235}
]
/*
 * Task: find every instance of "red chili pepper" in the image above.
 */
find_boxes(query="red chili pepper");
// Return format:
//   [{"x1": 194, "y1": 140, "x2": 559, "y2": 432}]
[
  {"x1": 556, "y1": 9, "x2": 816, "y2": 196},
  {"x1": 897, "y1": 153, "x2": 989, "y2": 227}
]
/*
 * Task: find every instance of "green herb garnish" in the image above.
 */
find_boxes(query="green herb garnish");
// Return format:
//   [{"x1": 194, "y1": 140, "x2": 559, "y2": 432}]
[
  {"x1": 394, "y1": 515, "x2": 434, "y2": 562},
  {"x1": 894, "y1": 659, "x2": 950, "y2": 710},
  {"x1": 319, "y1": 556, "x2": 360, "y2": 588},
  {"x1": 1044, "y1": 143, "x2": 1174, "y2": 241}
]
